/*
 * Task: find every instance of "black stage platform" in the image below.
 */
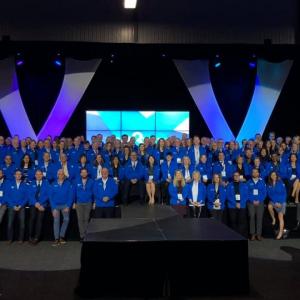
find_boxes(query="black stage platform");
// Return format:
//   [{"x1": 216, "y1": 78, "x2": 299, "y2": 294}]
[{"x1": 76, "y1": 205, "x2": 249, "y2": 297}]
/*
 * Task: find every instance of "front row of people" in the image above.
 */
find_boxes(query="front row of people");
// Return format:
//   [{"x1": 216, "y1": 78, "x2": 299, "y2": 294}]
[{"x1": 0, "y1": 166, "x2": 291, "y2": 245}]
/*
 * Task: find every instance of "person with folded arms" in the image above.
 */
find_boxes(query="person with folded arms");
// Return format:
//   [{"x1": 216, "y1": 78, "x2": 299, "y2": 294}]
[
  {"x1": 93, "y1": 168, "x2": 118, "y2": 218},
  {"x1": 207, "y1": 173, "x2": 226, "y2": 222},
  {"x1": 247, "y1": 168, "x2": 267, "y2": 241},
  {"x1": 28, "y1": 169, "x2": 51, "y2": 245},
  {"x1": 226, "y1": 172, "x2": 248, "y2": 237},
  {"x1": 267, "y1": 171, "x2": 287, "y2": 239},
  {"x1": 6, "y1": 169, "x2": 28, "y2": 244},
  {"x1": 49, "y1": 169, "x2": 73, "y2": 246},
  {"x1": 180, "y1": 156, "x2": 195, "y2": 184},
  {"x1": 187, "y1": 171, "x2": 206, "y2": 218}
]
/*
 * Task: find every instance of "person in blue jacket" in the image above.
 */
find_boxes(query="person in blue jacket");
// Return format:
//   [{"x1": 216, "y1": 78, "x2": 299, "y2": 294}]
[
  {"x1": 144, "y1": 155, "x2": 161, "y2": 205},
  {"x1": 160, "y1": 152, "x2": 177, "y2": 204},
  {"x1": 67, "y1": 137, "x2": 83, "y2": 165},
  {"x1": 172, "y1": 138, "x2": 186, "y2": 165},
  {"x1": 196, "y1": 154, "x2": 212, "y2": 185},
  {"x1": 207, "y1": 173, "x2": 226, "y2": 222},
  {"x1": 0, "y1": 169, "x2": 8, "y2": 227},
  {"x1": 6, "y1": 169, "x2": 28, "y2": 243},
  {"x1": 122, "y1": 151, "x2": 145, "y2": 205},
  {"x1": 53, "y1": 153, "x2": 75, "y2": 182},
  {"x1": 38, "y1": 152, "x2": 56, "y2": 183},
  {"x1": 267, "y1": 171, "x2": 287, "y2": 240},
  {"x1": 49, "y1": 169, "x2": 73, "y2": 246},
  {"x1": 168, "y1": 170, "x2": 188, "y2": 216},
  {"x1": 73, "y1": 168, "x2": 94, "y2": 240},
  {"x1": 180, "y1": 156, "x2": 195, "y2": 184},
  {"x1": 1, "y1": 155, "x2": 16, "y2": 181},
  {"x1": 19, "y1": 154, "x2": 35, "y2": 183},
  {"x1": 187, "y1": 170, "x2": 207, "y2": 218},
  {"x1": 212, "y1": 152, "x2": 233, "y2": 183},
  {"x1": 73, "y1": 154, "x2": 91, "y2": 182},
  {"x1": 226, "y1": 172, "x2": 249, "y2": 237},
  {"x1": 188, "y1": 135, "x2": 206, "y2": 166},
  {"x1": 247, "y1": 168, "x2": 267, "y2": 241},
  {"x1": 28, "y1": 169, "x2": 51, "y2": 244},
  {"x1": 93, "y1": 167, "x2": 118, "y2": 218},
  {"x1": 89, "y1": 154, "x2": 110, "y2": 180}
]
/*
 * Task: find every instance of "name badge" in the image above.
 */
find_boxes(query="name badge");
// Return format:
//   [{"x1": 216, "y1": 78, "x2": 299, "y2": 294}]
[
  {"x1": 168, "y1": 173, "x2": 171, "y2": 178},
  {"x1": 0, "y1": 191, "x2": 3, "y2": 197},
  {"x1": 202, "y1": 175, "x2": 208, "y2": 181},
  {"x1": 35, "y1": 160, "x2": 38, "y2": 166},
  {"x1": 113, "y1": 177, "x2": 118, "y2": 181},
  {"x1": 177, "y1": 158, "x2": 181, "y2": 163},
  {"x1": 213, "y1": 199, "x2": 221, "y2": 210},
  {"x1": 290, "y1": 174, "x2": 297, "y2": 180},
  {"x1": 149, "y1": 175, "x2": 154, "y2": 181},
  {"x1": 235, "y1": 194, "x2": 241, "y2": 201},
  {"x1": 239, "y1": 175, "x2": 244, "y2": 180},
  {"x1": 253, "y1": 189, "x2": 259, "y2": 196},
  {"x1": 221, "y1": 170, "x2": 226, "y2": 177},
  {"x1": 160, "y1": 159, "x2": 164, "y2": 165},
  {"x1": 43, "y1": 172, "x2": 46, "y2": 177},
  {"x1": 178, "y1": 193, "x2": 183, "y2": 200}
]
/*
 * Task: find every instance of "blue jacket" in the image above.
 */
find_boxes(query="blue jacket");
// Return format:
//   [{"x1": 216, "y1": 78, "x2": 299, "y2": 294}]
[
  {"x1": 161, "y1": 161, "x2": 177, "y2": 181},
  {"x1": 188, "y1": 146, "x2": 206, "y2": 166},
  {"x1": 1, "y1": 163, "x2": 16, "y2": 181},
  {"x1": 5, "y1": 180, "x2": 28, "y2": 208},
  {"x1": 168, "y1": 183, "x2": 189, "y2": 206},
  {"x1": 196, "y1": 162, "x2": 213, "y2": 181},
  {"x1": 224, "y1": 149, "x2": 241, "y2": 164},
  {"x1": 20, "y1": 166, "x2": 36, "y2": 183},
  {"x1": 38, "y1": 162, "x2": 57, "y2": 182},
  {"x1": 124, "y1": 162, "x2": 144, "y2": 180},
  {"x1": 73, "y1": 178, "x2": 94, "y2": 204},
  {"x1": 110, "y1": 166, "x2": 125, "y2": 181},
  {"x1": 247, "y1": 178, "x2": 267, "y2": 203},
  {"x1": 53, "y1": 162, "x2": 76, "y2": 181},
  {"x1": 0, "y1": 179, "x2": 8, "y2": 205},
  {"x1": 265, "y1": 162, "x2": 281, "y2": 177},
  {"x1": 27, "y1": 179, "x2": 51, "y2": 207},
  {"x1": 280, "y1": 163, "x2": 300, "y2": 181},
  {"x1": 212, "y1": 161, "x2": 233, "y2": 181},
  {"x1": 49, "y1": 180, "x2": 73, "y2": 209},
  {"x1": 93, "y1": 177, "x2": 118, "y2": 207},
  {"x1": 226, "y1": 182, "x2": 248, "y2": 209},
  {"x1": 67, "y1": 147, "x2": 83, "y2": 165},
  {"x1": 249, "y1": 164, "x2": 267, "y2": 180},
  {"x1": 171, "y1": 146, "x2": 186, "y2": 164},
  {"x1": 72, "y1": 163, "x2": 92, "y2": 181},
  {"x1": 26, "y1": 149, "x2": 39, "y2": 166},
  {"x1": 180, "y1": 165, "x2": 195, "y2": 181},
  {"x1": 6, "y1": 147, "x2": 23, "y2": 168},
  {"x1": 144, "y1": 165, "x2": 161, "y2": 182},
  {"x1": 206, "y1": 184, "x2": 226, "y2": 210},
  {"x1": 267, "y1": 180, "x2": 287, "y2": 204},
  {"x1": 186, "y1": 181, "x2": 206, "y2": 206},
  {"x1": 232, "y1": 163, "x2": 251, "y2": 180}
]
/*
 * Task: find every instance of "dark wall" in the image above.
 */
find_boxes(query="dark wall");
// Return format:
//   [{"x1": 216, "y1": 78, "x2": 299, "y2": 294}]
[{"x1": 0, "y1": 47, "x2": 299, "y2": 140}]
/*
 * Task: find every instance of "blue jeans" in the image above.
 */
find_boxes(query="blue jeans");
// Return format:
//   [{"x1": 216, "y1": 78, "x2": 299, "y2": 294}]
[{"x1": 53, "y1": 205, "x2": 70, "y2": 240}]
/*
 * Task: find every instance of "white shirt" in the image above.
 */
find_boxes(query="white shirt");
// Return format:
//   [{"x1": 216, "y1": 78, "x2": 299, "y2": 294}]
[
  {"x1": 192, "y1": 181, "x2": 198, "y2": 202},
  {"x1": 132, "y1": 161, "x2": 137, "y2": 169},
  {"x1": 184, "y1": 168, "x2": 190, "y2": 180},
  {"x1": 36, "y1": 180, "x2": 42, "y2": 187},
  {"x1": 97, "y1": 165, "x2": 102, "y2": 179},
  {"x1": 102, "y1": 178, "x2": 108, "y2": 190},
  {"x1": 16, "y1": 181, "x2": 21, "y2": 189},
  {"x1": 194, "y1": 146, "x2": 200, "y2": 164}
]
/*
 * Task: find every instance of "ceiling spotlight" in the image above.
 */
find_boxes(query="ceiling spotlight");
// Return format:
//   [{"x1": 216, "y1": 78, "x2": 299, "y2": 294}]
[{"x1": 124, "y1": 0, "x2": 137, "y2": 9}]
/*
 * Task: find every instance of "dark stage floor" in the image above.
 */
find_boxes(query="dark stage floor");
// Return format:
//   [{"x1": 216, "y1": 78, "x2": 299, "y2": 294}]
[{"x1": 0, "y1": 204, "x2": 300, "y2": 299}]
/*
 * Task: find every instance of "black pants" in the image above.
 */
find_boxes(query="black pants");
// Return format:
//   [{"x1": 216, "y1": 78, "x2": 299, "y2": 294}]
[
  {"x1": 7, "y1": 207, "x2": 25, "y2": 241},
  {"x1": 189, "y1": 205, "x2": 207, "y2": 218},
  {"x1": 29, "y1": 206, "x2": 45, "y2": 240},
  {"x1": 94, "y1": 207, "x2": 115, "y2": 218},
  {"x1": 209, "y1": 209, "x2": 223, "y2": 222},
  {"x1": 228, "y1": 208, "x2": 248, "y2": 237},
  {"x1": 160, "y1": 181, "x2": 170, "y2": 205},
  {"x1": 122, "y1": 180, "x2": 145, "y2": 205}
]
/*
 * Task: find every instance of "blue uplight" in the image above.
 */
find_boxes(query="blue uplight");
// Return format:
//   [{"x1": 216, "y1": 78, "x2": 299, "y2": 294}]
[
  {"x1": 249, "y1": 62, "x2": 256, "y2": 68},
  {"x1": 54, "y1": 60, "x2": 62, "y2": 66},
  {"x1": 214, "y1": 62, "x2": 221, "y2": 68},
  {"x1": 16, "y1": 60, "x2": 24, "y2": 66}
]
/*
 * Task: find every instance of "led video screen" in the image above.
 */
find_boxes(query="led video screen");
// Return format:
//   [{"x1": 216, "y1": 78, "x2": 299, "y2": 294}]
[{"x1": 86, "y1": 111, "x2": 189, "y2": 144}]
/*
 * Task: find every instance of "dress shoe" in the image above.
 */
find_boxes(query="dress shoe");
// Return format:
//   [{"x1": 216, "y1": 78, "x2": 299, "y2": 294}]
[
  {"x1": 250, "y1": 235, "x2": 256, "y2": 241},
  {"x1": 256, "y1": 235, "x2": 263, "y2": 241}
]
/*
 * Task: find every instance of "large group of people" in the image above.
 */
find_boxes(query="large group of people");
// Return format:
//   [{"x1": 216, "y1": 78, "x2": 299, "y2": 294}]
[{"x1": 0, "y1": 132, "x2": 299, "y2": 245}]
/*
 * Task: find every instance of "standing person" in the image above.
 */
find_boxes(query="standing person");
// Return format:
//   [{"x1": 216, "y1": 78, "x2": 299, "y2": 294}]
[
  {"x1": 49, "y1": 169, "x2": 73, "y2": 246},
  {"x1": 267, "y1": 171, "x2": 287, "y2": 240},
  {"x1": 207, "y1": 174, "x2": 226, "y2": 222},
  {"x1": 28, "y1": 169, "x2": 51, "y2": 245},
  {"x1": 187, "y1": 171, "x2": 207, "y2": 218},
  {"x1": 6, "y1": 170, "x2": 28, "y2": 244},
  {"x1": 247, "y1": 168, "x2": 267, "y2": 241},
  {"x1": 0, "y1": 169, "x2": 8, "y2": 228},
  {"x1": 226, "y1": 172, "x2": 248, "y2": 237},
  {"x1": 168, "y1": 170, "x2": 188, "y2": 217},
  {"x1": 144, "y1": 155, "x2": 160, "y2": 205},
  {"x1": 93, "y1": 168, "x2": 118, "y2": 218},
  {"x1": 123, "y1": 152, "x2": 145, "y2": 205},
  {"x1": 73, "y1": 168, "x2": 94, "y2": 241}
]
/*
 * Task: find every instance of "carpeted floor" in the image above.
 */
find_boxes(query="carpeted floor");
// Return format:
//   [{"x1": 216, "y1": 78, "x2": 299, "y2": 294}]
[{"x1": 0, "y1": 239, "x2": 300, "y2": 299}]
